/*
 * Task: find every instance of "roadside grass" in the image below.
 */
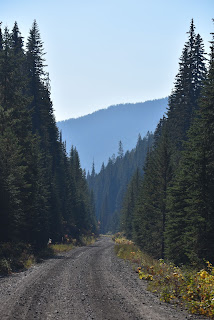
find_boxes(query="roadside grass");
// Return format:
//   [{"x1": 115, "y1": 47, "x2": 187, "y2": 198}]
[
  {"x1": 0, "y1": 234, "x2": 98, "y2": 275},
  {"x1": 79, "y1": 234, "x2": 97, "y2": 246},
  {"x1": 50, "y1": 243, "x2": 74, "y2": 254},
  {"x1": 113, "y1": 233, "x2": 214, "y2": 318}
]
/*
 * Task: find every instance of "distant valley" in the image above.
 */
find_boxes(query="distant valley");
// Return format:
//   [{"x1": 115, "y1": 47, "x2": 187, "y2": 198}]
[{"x1": 57, "y1": 98, "x2": 168, "y2": 173}]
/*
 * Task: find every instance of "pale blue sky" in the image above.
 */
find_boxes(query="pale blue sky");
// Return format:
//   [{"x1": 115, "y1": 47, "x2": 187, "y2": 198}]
[{"x1": 1, "y1": 0, "x2": 214, "y2": 120}]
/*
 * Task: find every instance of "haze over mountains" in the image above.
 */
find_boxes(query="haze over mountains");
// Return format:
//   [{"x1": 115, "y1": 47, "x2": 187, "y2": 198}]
[{"x1": 57, "y1": 98, "x2": 168, "y2": 173}]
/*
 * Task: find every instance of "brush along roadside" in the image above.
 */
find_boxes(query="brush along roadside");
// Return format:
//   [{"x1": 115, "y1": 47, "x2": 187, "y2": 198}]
[
  {"x1": 50, "y1": 234, "x2": 97, "y2": 253},
  {"x1": 0, "y1": 234, "x2": 98, "y2": 275},
  {"x1": 113, "y1": 233, "x2": 214, "y2": 319}
]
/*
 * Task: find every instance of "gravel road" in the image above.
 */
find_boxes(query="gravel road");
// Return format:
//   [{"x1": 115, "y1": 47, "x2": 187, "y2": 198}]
[{"x1": 0, "y1": 237, "x2": 205, "y2": 320}]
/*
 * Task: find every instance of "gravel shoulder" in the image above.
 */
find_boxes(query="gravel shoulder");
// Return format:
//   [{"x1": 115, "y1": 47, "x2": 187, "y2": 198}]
[{"x1": 0, "y1": 237, "x2": 206, "y2": 320}]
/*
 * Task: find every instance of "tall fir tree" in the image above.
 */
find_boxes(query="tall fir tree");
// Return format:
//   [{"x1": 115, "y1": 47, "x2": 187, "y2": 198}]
[
  {"x1": 0, "y1": 20, "x2": 98, "y2": 252},
  {"x1": 131, "y1": 21, "x2": 206, "y2": 260},
  {"x1": 167, "y1": 19, "x2": 207, "y2": 162},
  {"x1": 133, "y1": 119, "x2": 172, "y2": 258},
  {"x1": 121, "y1": 168, "x2": 142, "y2": 239},
  {"x1": 165, "y1": 25, "x2": 214, "y2": 264}
]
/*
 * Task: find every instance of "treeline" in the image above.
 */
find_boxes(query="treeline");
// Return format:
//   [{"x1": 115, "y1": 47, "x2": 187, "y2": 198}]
[
  {"x1": 121, "y1": 20, "x2": 214, "y2": 265},
  {"x1": 0, "y1": 21, "x2": 97, "y2": 251},
  {"x1": 87, "y1": 132, "x2": 154, "y2": 234}
]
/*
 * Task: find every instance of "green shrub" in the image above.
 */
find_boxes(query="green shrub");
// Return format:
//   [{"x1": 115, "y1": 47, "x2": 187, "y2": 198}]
[
  {"x1": 0, "y1": 242, "x2": 34, "y2": 273},
  {"x1": 0, "y1": 258, "x2": 12, "y2": 275},
  {"x1": 113, "y1": 236, "x2": 214, "y2": 318}
]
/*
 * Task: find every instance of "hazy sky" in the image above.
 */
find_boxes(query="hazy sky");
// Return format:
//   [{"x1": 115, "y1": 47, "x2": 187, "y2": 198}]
[{"x1": 1, "y1": 0, "x2": 214, "y2": 121}]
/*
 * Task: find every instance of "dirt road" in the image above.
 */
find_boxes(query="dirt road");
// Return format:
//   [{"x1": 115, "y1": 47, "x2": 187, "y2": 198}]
[{"x1": 0, "y1": 237, "x2": 205, "y2": 320}]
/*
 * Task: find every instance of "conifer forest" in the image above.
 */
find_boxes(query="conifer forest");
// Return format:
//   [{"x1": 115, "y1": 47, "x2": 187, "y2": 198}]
[
  {"x1": 88, "y1": 19, "x2": 214, "y2": 266},
  {"x1": 0, "y1": 20, "x2": 98, "y2": 253},
  {"x1": 1, "y1": 17, "x2": 214, "y2": 271},
  {"x1": 120, "y1": 19, "x2": 214, "y2": 265}
]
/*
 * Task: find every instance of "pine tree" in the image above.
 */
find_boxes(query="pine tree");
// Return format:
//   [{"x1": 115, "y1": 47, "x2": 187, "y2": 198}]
[
  {"x1": 0, "y1": 107, "x2": 26, "y2": 242},
  {"x1": 0, "y1": 23, "x2": 36, "y2": 245},
  {"x1": 165, "y1": 25, "x2": 214, "y2": 264},
  {"x1": 133, "y1": 119, "x2": 172, "y2": 258},
  {"x1": 118, "y1": 140, "x2": 124, "y2": 158},
  {"x1": 167, "y1": 20, "x2": 207, "y2": 161},
  {"x1": 88, "y1": 133, "x2": 153, "y2": 234},
  {"x1": 0, "y1": 20, "x2": 97, "y2": 252},
  {"x1": 121, "y1": 168, "x2": 142, "y2": 239},
  {"x1": 26, "y1": 20, "x2": 47, "y2": 134},
  {"x1": 0, "y1": 27, "x2": 13, "y2": 109},
  {"x1": 26, "y1": 20, "x2": 66, "y2": 244}
]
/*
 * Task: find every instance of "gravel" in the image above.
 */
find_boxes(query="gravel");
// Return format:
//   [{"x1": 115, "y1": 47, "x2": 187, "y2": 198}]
[{"x1": 0, "y1": 237, "x2": 206, "y2": 320}]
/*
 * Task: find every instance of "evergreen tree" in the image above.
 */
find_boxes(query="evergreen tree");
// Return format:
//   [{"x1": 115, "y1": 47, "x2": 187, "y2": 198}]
[
  {"x1": 133, "y1": 119, "x2": 172, "y2": 258},
  {"x1": 0, "y1": 20, "x2": 97, "y2": 252},
  {"x1": 0, "y1": 23, "x2": 37, "y2": 246},
  {"x1": 118, "y1": 140, "x2": 124, "y2": 158},
  {"x1": 69, "y1": 147, "x2": 97, "y2": 238},
  {"x1": 165, "y1": 25, "x2": 214, "y2": 264},
  {"x1": 167, "y1": 20, "x2": 207, "y2": 161},
  {"x1": 121, "y1": 168, "x2": 142, "y2": 239},
  {"x1": 88, "y1": 132, "x2": 153, "y2": 234},
  {"x1": 132, "y1": 21, "x2": 206, "y2": 260},
  {"x1": 26, "y1": 20, "x2": 48, "y2": 134},
  {"x1": 0, "y1": 107, "x2": 26, "y2": 242}
]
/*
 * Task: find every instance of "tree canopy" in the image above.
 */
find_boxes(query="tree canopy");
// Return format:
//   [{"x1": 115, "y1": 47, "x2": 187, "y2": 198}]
[{"x1": 0, "y1": 21, "x2": 97, "y2": 251}]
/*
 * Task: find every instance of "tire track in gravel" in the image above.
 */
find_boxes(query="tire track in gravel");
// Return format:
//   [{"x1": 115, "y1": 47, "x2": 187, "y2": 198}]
[
  {"x1": 0, "y1": 246, "x2": 90, "y2": 320},
  {"x1": 0, "y1": 237, "x2": 206, "y2": 320}
]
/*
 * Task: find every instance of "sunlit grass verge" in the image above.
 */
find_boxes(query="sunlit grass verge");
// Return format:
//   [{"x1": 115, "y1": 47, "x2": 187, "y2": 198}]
[
  {"x1": 113, "y1": 232, "x2": 214, "y2": 318},
  {"x1": 50, "y1": 243, "x2": 74, "y2": 254},
  {"x1": 79, "y1": 234, "x2": 97, "y2": 246},
  {"x1": 50, "y1": 234, "x2": 97, "y2": 254}
]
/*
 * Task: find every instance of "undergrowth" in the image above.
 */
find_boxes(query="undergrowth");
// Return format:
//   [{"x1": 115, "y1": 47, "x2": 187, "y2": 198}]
[
  {"x1": 113, "y1": 232, "x2": 214, "y2": 318},
  {"x1": 79, "y1": 234, "x2": 97, "y2": 246},
  {"x1": 0, "y1": 234, "x2": 98, "y2": 275},
  {"x1": 0, "y1": 242, "x2": 35, "y2": 275}
]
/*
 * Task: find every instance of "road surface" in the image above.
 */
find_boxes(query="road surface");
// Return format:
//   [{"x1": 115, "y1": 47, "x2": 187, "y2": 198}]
[{"x1": 0, "y1": 237, "x2": 205, "y2": 320}]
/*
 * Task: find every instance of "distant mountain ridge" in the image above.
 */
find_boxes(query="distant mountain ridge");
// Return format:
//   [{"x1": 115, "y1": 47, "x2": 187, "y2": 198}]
[{"x1": 57, "y1": 98, "x2": 168, "y2": 173}]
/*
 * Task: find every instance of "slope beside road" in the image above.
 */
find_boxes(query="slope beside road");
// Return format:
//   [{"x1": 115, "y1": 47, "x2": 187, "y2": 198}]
[{"x1": 0, "y1": 237, "x2": 205, "y2": 320}]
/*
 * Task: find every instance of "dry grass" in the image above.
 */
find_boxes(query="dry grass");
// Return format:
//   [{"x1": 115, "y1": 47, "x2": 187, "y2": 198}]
[{"x1": 50, "y1": 243, "x2": 74, "y2": 253}]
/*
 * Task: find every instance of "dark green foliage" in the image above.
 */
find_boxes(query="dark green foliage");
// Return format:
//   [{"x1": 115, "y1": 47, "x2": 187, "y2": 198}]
[
  {"x1": 167, "y1": 19, "x2": 207, "y2": 162},
  {"x1": 165, "y1": 26, "x2": 214, "y2": 264},
  {"x1": 0, "y1": 110, "x2": 26, "y2": 242},
  {"x1": 87, "y1": 132, "x2": 154, "y2": 234},
  {"x1": 0, "y1": 21, "x2": 97, "y2": 254},
  {"x1": 68, "y1": 147, "x2": 98, "y2": 238},
  {"x1": 118, "y1": 140, "x2": 124, "y2": 158},
  {"x1": 0, "y1": 242, "x2": 33, "y2": 273},
  {"x1": 121, "y1": 168, "x2": 142, "y2": 239},
  {"x1": 132, "y1": 119, "x2": 172, "y2": 258},
  {"x1": 120, "y1": 20, "x2": 211, "y2": 266}
]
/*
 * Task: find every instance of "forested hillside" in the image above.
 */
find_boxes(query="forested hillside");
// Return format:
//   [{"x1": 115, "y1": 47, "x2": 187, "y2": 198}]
[
  {"x1": 57, "y1": 98, "x2": 167, "y2": 173},
  {"x1": 87, "y1": 132, "x2": 154, "y2": 233},
  {"x1": 121, "y1": 20, "x2": 214, "y2": 265},
  {"x1": 0, "y1": 21, "x2": 97, "y2": 253}
]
